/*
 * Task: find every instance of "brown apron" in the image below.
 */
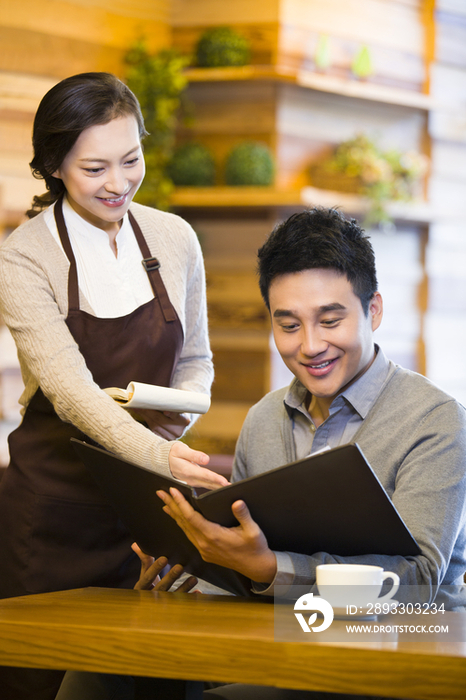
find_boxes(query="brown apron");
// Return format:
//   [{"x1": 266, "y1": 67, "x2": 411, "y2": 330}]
[{"x1": 0, "y1": 197, "x2": 184, "y2": 698}]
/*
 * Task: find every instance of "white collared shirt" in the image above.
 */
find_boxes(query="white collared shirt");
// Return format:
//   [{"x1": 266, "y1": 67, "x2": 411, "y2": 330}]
[{"x1": 44, "y1": 198, "x2": 154, "y2": 318}]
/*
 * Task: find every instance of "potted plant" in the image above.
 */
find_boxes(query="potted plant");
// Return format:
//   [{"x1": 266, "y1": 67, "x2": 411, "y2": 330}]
[
  {"x1": 167, "y1": 142, "x2": 216, "y2": 186},
  {"x1": 225, "y1": 141, "x2": 274, "y2": 186},
  {"x1": 310, "y1": 134, "x2": 428, "y2": 225},
  {"x1": 195, "y1": 27, "x2": 251, "y2": 67}
]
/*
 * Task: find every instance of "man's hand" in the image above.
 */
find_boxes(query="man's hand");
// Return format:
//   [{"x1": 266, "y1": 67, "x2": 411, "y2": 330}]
[
  {"x1": 129, "y1": 409, "x2": 190, "y2": 440},
  {"x1": 131, "y1": 542, "x2": 198, "y2": 592},
  {"x1": 156, "y1": 488, "x2": 277, "y2": 584},
  {"x1": 168, "y1": 441, "x2": 230, "y2": 489}
]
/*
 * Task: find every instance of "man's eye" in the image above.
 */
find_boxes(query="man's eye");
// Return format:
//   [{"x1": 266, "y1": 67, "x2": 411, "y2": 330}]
[{"x1": 322, "y1": 319, "x2": 339, "y2": 326}]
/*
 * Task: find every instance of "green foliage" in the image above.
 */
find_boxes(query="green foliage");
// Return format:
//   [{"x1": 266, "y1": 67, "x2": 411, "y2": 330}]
[
  {"x1": 168, "y1": 142, "x2": 216, "y2": 186},
  {"x1": 351, "y1": 45, "x2": 373, "y2": 79},
  {"x1": 124, "y1": 41, "x2": 190, "y2": 210},
  {"x1": 324, "y1": 134, "x2": 428, "y2": 225},
  {"x1": 225, "y1": 142, "x2": 274, "y2": 186},
  {"x1": 315, "y1": 34, "x2": 331, "y2": 70},
  {"x1": 196, "y1": 27, "x2": 251, "y2": 68}
]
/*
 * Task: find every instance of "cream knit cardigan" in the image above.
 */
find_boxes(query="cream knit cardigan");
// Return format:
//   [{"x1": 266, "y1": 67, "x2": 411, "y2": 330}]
[{"x1": 0, "y1": 202, "x2": 213, "y2": 477}]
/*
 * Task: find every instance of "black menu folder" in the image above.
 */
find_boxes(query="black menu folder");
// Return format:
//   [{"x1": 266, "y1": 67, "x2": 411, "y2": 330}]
[{"x1": 72, "y1": 439, "x2": 421, "y2": 597}]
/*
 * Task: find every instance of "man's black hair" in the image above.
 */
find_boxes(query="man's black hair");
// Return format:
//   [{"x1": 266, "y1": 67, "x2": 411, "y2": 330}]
[{"x1": 257, "y1": 207, "x2": 378, "y2": 315}]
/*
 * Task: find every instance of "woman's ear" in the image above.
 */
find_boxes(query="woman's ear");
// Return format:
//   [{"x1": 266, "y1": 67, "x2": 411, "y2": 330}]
[{"x1": 369, "y1": 292, "x2": 383, "y2": 332}]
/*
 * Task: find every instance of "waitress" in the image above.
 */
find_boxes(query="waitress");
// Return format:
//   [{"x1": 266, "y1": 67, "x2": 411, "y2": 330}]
[{"x1": 0, "y1": 72, "x2": 227, "y2": 699}]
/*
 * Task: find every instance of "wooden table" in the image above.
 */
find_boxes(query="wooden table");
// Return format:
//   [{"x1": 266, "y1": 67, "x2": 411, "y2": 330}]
[{"x1": 0, "y1": 587, "x2": 466, "y2": 700}]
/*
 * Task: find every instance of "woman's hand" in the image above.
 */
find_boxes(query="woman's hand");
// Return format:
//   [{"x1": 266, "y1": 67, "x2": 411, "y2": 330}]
[
  {"x1": 168, "y1": 441, "x2": 229, "y2": 489},
  {"x1": 129, "y1": 409, "x2": 190, "y2": 440},
  {"x1": 132, "y1": 542, "x2": 198, "y2": 592}
]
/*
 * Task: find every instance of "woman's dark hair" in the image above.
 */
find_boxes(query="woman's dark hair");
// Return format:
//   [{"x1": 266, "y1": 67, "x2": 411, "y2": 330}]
[
  {"x1": 257, "y1": 207, "x2": 378, "y2": 315},
  {"x1": 27, "y1": 72, "x2": 147, "y2": 218}
]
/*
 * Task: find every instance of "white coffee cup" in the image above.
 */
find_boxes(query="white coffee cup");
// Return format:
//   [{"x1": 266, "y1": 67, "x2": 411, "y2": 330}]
[{"x1": 316, "y1": 564, "x2": 400, "y2": 610}]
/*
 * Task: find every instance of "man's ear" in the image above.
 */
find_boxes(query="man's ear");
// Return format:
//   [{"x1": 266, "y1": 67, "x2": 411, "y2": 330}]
[{"x1": 369, "y1": 292, "x2": 383, "y2": 332}]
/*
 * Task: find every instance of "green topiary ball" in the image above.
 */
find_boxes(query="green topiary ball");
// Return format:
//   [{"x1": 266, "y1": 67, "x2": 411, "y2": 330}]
[
  {"x1": 167, "y1": 143, "x2": 216, "y2": 186},
  {"x1": 225, "y1": 142, "x2": 274, "y2": 186},
  {"x1": 196, "y1": 27, "x2": 251, "y2": 68}
]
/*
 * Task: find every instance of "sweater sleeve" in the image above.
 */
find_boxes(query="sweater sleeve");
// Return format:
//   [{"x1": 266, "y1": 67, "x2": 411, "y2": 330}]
[
  {"x1": 274, "y1": 399, "x2": 466, "y2": 604},
  {"x1": 167, "y1": 218, "x2": 214, "y2": 420},
  {"x1": 0, "y1": 227, "x2": 176, "y2": 476},
  {"x1": 229, "y1": 380, "x2": 466, "y2": 604}
]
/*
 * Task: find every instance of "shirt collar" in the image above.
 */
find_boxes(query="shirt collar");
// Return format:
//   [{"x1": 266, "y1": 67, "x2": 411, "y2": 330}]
[
  {"x1": 284, "y1": 344, "x2": 391, "y2": 419},
  {"x1": 62, "y1": 196, "x2": 130, "y2": 244}
]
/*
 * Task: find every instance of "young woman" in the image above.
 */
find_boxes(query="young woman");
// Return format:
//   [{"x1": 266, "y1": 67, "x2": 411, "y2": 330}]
[{"x1": 0, "y1": 72, "x2": 227, "y2": 699}]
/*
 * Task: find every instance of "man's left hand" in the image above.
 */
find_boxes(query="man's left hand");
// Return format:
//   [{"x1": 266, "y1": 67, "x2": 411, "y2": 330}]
[
  {"x1": 156, "y1": 488, "x2": 277, "y2": 584},
  {"x1": 131, "y1": 542, "x2": 198, "y2": 592}
]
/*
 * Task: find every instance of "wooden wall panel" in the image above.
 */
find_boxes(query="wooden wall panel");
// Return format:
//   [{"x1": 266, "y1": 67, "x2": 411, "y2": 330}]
[
  {"x1": 435, "y1": 8, "x2": 466, "y2": 69},
  {"x1": 0, "y1": 27, "x2": 124, "y2": 78},
  {"x1": 1, "y1": 0, "x2": 170, "y2": 55},
  {"x1": 425, "y1": 0, "x2": 466, "y2": 405},
  {"x1": 278, "y1": 26, "x2": 424, "y2": 90},
  {"x1": 278, "y1": 0, "x2": 425, "y2": 89},
  {"x1": 0, "y1": 0, "x2": 171, "y2": 221},
  {"x1": 0, "y1": 73, "x2": 57, "y2": 222},
  {"x1": 280, "y1": 0, "x2": 424, "y2": 52},
  {"x1": 171, "y1": 0, "x2": 280, "y2": 26},
  {"x1": 0, "y1": 0, "x2": 170, "y2": 79}
]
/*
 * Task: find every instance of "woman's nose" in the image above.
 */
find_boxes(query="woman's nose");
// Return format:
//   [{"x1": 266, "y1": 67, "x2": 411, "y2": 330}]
[{"x1": 105, "y1": 169, "x2": 127, "y2": 194}]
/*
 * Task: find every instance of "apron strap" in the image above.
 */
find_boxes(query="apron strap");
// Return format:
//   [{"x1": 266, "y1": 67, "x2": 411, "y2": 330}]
[
  {"x1": 128, "y1": 209, "x2": 177, "y2": 323},
  {"x1": 54, "y1": 195, "x2": 80, "y2": 312}
]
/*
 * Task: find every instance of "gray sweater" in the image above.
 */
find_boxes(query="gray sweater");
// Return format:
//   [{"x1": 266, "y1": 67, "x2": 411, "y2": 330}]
[
  {"x1": 232, "y1": 360, "x2": 466, "y2": 602},
  {"x1": 0, "y1": 203, "x2": 213, "y2": 477}
]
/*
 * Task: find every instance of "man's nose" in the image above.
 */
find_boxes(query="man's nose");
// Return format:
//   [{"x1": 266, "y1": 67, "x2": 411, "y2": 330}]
[{"x1": 300, "y1": 328, "x2": 328, "y2": 357}]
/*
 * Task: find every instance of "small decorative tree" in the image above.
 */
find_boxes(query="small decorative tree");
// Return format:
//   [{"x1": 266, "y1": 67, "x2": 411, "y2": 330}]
[
  {"x1": 225, "y1": 142, "x2": 275, "y2": 186},
  {"x1": 168, "y1": 143, "x2": 216, "y2": 186},
  {"x1": 195, "y1": 27, "x2": 251, "y2": 67},
  {"x1": 124, "y1": 41, "x2": 190, "y2": 210}
]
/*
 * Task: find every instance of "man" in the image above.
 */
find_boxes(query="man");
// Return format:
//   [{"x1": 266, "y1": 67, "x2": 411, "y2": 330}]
[
  {"x1": 159, "y1": 206, "x2": 466, "y2": 603},
  {"x1": 58, "y1": 208, "x2": 466, "y2": 700}
]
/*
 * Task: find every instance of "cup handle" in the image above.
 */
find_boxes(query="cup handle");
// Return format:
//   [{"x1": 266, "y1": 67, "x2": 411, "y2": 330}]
[{"x1": 377, "y1": 571, "x2": 400, "y2": 603}]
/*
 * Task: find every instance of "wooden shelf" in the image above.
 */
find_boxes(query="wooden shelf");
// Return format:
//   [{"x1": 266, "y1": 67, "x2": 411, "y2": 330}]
[
  {"x1": 170, "y1": 186, "x2": 434, "y2": 224},
  {"x1": 184, "y1": 66, "x2": 436, "y2": 111}
]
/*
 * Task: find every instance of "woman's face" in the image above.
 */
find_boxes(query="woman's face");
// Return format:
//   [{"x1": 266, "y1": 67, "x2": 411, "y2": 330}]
[{"x1": 54, "y1": 115, "x2": 145, "y2": 233}]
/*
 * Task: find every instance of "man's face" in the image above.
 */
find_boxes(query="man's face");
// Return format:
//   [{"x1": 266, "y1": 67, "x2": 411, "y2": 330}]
[{"x1": 269, "y1": 268, "x2": 383, "y2": 406}]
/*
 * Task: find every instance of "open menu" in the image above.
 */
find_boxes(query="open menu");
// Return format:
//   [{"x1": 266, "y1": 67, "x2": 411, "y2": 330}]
[{"x1": 72, "y1": 440, "x2": 421, "y2": 597}]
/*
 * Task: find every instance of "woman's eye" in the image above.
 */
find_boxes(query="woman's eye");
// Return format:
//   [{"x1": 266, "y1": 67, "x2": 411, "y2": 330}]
[
  {"x1": 125, "y1": 157, "x2": 139, "y2": 166},
  {"x1": 84, "y1": 167, "x2": 103, "y2": 174}
]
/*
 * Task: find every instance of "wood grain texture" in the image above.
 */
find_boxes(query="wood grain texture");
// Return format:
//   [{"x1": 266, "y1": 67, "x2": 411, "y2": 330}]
[
  {"x1": 184, "y1": 66, "x2": 434, "y2": 109},
  {"x1": 1, "y1": 0, "x2": 170, "y2": 49},
  {"x1": 170, "y1": 187, "x2": 434, "y2": 224},
  {"x1": 0, "y1": 588, "x2": 466, "y2": 699}
]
